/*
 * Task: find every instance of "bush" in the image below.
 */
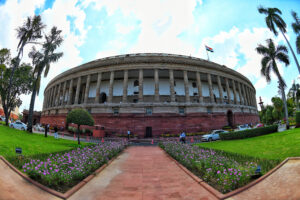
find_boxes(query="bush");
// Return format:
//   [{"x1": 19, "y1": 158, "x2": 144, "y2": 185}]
[
  {"x1": 295, "y1": 111, "x2": 300, "y2": 127},
  {"x1": 219, "y1": 125, "x2": 278, "y2": 140}
]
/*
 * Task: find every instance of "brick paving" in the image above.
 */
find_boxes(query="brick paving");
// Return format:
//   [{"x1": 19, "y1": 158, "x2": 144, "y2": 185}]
[{"x1": 69, "y1": 146, "x2": 218, "y2": 200}]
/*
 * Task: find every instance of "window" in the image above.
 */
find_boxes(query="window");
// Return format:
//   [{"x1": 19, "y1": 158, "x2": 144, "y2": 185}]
[
  {"x1": 174, "y1": 81, "x2": 176, "y2": 86},
  {"x1": 133, "y1": 99, "x2": 138, "y2": 103},
  {"x1": 146, "y1": 108, "x2": 152, "y2": 115},
  {"x1": 223, "y1": 87, "x2": 226, "y2": 92},
  {"x1": 133, "y1": 91, "x2": 139, "y2": 95},
  {"x1": 207, "y1": 107, "x2": 212, "y2": 114},
  {"x1": 193, "y1": 92, "x2": 198, "y2": 96},
  {"x1": 192, "y1": 82, "x2": 197, "y2": 88},
  {"x1": 134, "y1": 80, "x2": 139, "y2": 87},
  {"x1": 179, "y1": 107, "x2": 185, "y2": 114},
  {"x1": 113, "y1": 108, "x2": 119, "y2": 115}
]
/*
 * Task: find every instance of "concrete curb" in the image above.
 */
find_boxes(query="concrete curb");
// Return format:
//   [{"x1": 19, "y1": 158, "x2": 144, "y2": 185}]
[
  {"x1": 159, "y1": 148, "x2": 300, "y2": 200},
  {"x1": 0, "y1": 151, "x2": 120, "y2": 200}
]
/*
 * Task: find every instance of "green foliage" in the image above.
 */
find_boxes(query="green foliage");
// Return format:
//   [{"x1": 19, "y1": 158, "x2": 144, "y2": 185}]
[
  {"x1": 66, "y1": 109, "x2": 94, "y2": 128},
  {"x1": 296, "y1": 111, "x2": 300, "y2": 126},
  {"x1": 219, "y1": 125, "x2": 278, "y2": 140}
]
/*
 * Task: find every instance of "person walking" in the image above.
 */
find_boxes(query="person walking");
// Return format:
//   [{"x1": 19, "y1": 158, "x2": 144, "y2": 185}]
[
  {"x1": 44, "y1": 124, "x2": 49, "y2": 137},
  {"x1": 127, "y1": 130, "x2": 131, "y2": 140},
  {"x1": 179, "y1": 131, "x2": 186, "y2": 143},
  {"x1": 54, "y1": 126, "x2": 59, "y2": 139}
]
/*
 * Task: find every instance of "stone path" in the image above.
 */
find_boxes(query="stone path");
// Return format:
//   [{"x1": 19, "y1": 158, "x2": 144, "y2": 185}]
[
  {"x1": 69, "y1": 146, "x2": 218, "y2": 200},
  {"x1": 0, "y1": 158, "x2": 60, "y2": 200}
]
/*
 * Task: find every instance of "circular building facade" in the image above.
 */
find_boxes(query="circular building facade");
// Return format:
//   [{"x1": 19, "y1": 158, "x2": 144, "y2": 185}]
[{"x1": 41, "y1": 53, "x2": 259, "y2": 137}]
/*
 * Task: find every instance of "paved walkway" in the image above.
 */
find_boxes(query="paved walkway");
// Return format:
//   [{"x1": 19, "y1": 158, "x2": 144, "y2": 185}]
[
  {"x1": 0, "y1": 158, "x2": 60, "y2": 200},
  {"x1": 69, "y1": 146, "x2": 218, "y2": 200}
]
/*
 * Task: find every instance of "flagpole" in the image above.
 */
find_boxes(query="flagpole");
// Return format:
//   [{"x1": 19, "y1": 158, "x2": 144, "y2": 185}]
[{"x1": 206, "y1": 49, "x2": 210, "y2": 61}]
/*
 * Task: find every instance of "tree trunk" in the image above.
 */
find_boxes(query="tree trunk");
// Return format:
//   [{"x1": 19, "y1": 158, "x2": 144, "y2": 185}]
[
  {"x1": 280, "y1": 30, "x2": 300, "y2": 74},
  {"x1": 280, "y1": 84, "x2": 290, "y2": 129},
  {"x1": 77, "y1": 124, "x2": 80, "y2": 145},
  {"x1": 27, "y1": 71, "x2": 41, "y2": 133}
]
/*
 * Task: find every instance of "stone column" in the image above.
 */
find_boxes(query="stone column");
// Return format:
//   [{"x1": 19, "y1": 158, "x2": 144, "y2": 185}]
[
  {"x1": 154, "y1": 69, "x2": 159, "y2": 102},
  {"x1": 67, "y1": 79, "x2": 74, "y2": 105},
  {"x1": 122, "y1": 70, "x2": 128, "y2": 103},
  {"x1": 225, "y1": 78, "x2": 231, "y2": 104},
  {"x1": 183, "y1": 71, "x2": 190, "y2": 102},
  {"x1": 242, "y1": 84, "x2": 248, "y2": 106},
  {"x1": 108, "y1": 71, "x2": 114, "y2": 103},
  {"x1": 138, "y1": 69, "x2": 143, "y2": 102},
  {"x1": 196, "y1": 72, "x2": 203, "y2": 103},
  {"x1": 62, "y1": 81, "x2": 67, "y2": 105},
  {"x1": 237, "y1": 82, "x2": 243, "y2": 105},
  {"x1": 74, "y1": 76, "x2": 81, "y2": 104},
  {"x1": 45, "y1": 90, "x2": 49, "y2": 108},
  {"x1": 43, "y1": 92, "x2": 47, "y2": 109},
  {"x1": 217, "y1": 75, "x2": 223, "y2": 103},
  {"x1": 84, "y1": 74, "x2": 91, "y2": 104},
  {"x1": 249, "y1": 87, "x2": 254, "y2": 107},
  {"x1": 49, "y1": 87, "x2": 53, "y2": 107},
  {"x1": 169, "y1": 69, "x2": 176, "y2": 102},
  {"x1": 253, "y1": 89, "x2": 258, "y2": 108},
  {"x1": 51, "y1": 85, "x2": 57, "y2": 107},
  {"x1": 56, "y1": 83, "x2": 61, "y2": 106},
  {"x1": 207, "y1": 73, "x2": 214, "y2": 103},
  {"x1": 95, "y1": 73, "x2": 102, "y2": 103},
  {"x1": 232, "y1": 80, "x2": 237, "y2": 104}
]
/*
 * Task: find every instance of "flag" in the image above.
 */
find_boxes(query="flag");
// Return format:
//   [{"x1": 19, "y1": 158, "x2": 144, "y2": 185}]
[{"x1": 205, "y1": 45, "x2": 214, "y2": 52}]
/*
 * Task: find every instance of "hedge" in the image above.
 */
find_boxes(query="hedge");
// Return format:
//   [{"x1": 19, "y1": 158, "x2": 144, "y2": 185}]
[
  {"x1": 219, "y1": 125, "x2": 278, "y2": 140},
  {"x1": 296, "y1": 111, "x2": 300, "y2": 127}
]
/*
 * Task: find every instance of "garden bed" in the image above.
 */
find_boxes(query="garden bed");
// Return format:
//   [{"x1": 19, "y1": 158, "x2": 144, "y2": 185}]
[
  {"x1": 13, "y1": 141, "x2": 127, "y2": 192},
  {"x1": 159, "y1": 141, "x2": 279, "y2": 193}
]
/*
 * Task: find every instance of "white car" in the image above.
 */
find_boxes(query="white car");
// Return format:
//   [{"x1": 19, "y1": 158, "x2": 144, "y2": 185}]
[
  {"x1": 34, "y1": 124, "x2": 45, "y2": 132},
  {"x1": 10, "y1": 121, "x2": 27, "y2": 131},
  {"x1": 201, "y1": 130, "x2": 228, "y2": 142},
  {"x1": 237, "y1": 124, "x2": 251, "y2": 131}
]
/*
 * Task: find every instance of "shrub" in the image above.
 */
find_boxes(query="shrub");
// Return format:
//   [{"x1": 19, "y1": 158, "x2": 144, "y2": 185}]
[
  {"x1": 295, "y1": 112, "x2": 300, "y2": 127},
  {"x1": 219, "y1": 125, "x2": 278, "y2": 140}
]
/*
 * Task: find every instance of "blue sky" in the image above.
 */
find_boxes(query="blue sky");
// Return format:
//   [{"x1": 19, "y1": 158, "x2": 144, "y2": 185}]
[{"x1": 0, "y1": 0, "x2": 299, "y2": 111}]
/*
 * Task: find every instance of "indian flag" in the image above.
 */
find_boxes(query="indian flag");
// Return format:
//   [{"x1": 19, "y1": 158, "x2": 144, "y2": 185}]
[{"x1": 205, "y1": 45, "x2": 214, "y2": 52}]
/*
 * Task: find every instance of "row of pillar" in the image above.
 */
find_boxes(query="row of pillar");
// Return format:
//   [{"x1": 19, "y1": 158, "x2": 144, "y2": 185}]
[{"x1": 44, "y1": 69, "x2": 257, "y2": 109}]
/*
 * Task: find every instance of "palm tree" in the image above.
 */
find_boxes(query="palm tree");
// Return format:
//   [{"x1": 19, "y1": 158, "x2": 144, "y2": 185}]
[
  {"x1": 27, "y1": 27, "x2": 63, "y2": 133},
  {"x1": 291, "y1": 11, "x2": 300, "y2": 54},
  {"x1": 5, "y1": 15, "x2": 45, "y2": 125},
  {"x1": 256, "y1": 39, "x2": 290, "y2": 128},
  {"x1": 258, "y1": 6, "x2": 300, "y2": 74}
]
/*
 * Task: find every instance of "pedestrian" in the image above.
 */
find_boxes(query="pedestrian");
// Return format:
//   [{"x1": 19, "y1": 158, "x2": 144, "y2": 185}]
[
  {"x1": 179, "y1": 131, "x2": 186, "y2": 143},
  {"x1": 127, "y1": 130, "x2": 131, "y2": 140},
  {"x1": 44, "y1": 124, "x2": 49, "y2": 137},
  {"x1": 54, "y1": 126, "x2": 59, "y2": 139}
]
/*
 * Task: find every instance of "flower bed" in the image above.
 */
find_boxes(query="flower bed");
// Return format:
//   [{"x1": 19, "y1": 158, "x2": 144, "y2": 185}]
[
  {"x1": 21, "y1": 141, "x2": 127, "y2": 192},
  {"x1": 159, "y1": 141, "x2": 278, "y2": 193}
]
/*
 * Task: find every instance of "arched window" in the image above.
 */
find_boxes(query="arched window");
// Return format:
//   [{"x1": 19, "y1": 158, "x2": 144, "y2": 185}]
[{"x1": 100, "y1": 92, "x2": 107, "y2": 103}]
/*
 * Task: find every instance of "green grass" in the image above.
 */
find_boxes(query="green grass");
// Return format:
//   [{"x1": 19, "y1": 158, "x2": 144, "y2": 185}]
[
  {"x1": 198, "y1": 128, "x2": 300, "y2": 160},
  {"x1": 0, "y1": 125, "x2": 88, "y2": 159}
]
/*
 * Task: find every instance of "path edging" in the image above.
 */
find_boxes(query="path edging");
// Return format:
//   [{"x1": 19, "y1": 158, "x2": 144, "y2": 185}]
[{"x1": 0, "y1": 151, "x2": 121, "y2": 200}]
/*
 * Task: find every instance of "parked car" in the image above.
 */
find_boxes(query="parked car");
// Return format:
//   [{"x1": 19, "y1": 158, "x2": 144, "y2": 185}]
[
  {"x1": 201, "y1": 130, "x2": 228, "y2": 142},
  {"x1": 34, "y1": 124, "x2": 45, "y2": 132},
  {"x1": 236, "y1": 124, "x2": 251, "y2": 131},
  {"x1": 0, "y1": 116, "x2": 5, "y2": 122},
  {"x1": 10, "y1": 121, "x2": 27, "y2": 131},
  {"x1": 254, "y1": 123, "x2": 264, "y2": 128}
]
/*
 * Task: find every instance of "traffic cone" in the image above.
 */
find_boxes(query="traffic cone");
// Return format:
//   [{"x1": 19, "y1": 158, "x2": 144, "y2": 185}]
[
  {"x1": 101, "y1": 138, "x2": 104, "y2": 143},
  {"x1": 151, "y1": 139, "x2": 154, "y2": 144},
  {"x1": 191, "y1": 137, "x2": 194, "y2": 143}
]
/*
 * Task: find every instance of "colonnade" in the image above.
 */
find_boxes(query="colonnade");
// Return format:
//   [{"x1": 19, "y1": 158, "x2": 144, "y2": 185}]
[{"x1": 43, "y1": 69, "x2": 257, "y2": 109}]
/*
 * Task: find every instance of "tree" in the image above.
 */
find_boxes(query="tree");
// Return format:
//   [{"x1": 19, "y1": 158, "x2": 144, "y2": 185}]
[
  {"x1": 258, "y1": 6, "x2": 300, "y2": 74},
  {"x1": 271, "y1": 97, "x2": 283, "y2": 121},
  {"x1": 0, "y1": 52, "x2": 33, "y2": 125},
  {"x1": 291, "y1": 11, "x2": 300, "y2": 54},
  {"x1": 27, "y1": 27, "x2": 63, "y2": 133},
  {"x1": 288, "y1": 81, "x2": 300, "y2": 110},
  {"x1": 256, "y1": 38, "x2": 290, "y2": 128},
  {"x1": 5, "y1": 16, "x2": 45, "y2": 124},
  {"x1": 66, "y1": 109, "x2": 94, "y2": 144}
]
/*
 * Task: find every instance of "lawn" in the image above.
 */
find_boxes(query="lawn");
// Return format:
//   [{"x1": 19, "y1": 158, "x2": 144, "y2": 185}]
[
  {"x1": 198, "y1": 128, "x2": 300, "y2": 160},
  {"x1": 0, "y1": 125, "x2": 87, "y2": 159}
]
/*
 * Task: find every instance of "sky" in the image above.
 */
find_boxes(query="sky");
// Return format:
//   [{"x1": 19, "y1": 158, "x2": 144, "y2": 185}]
[{"x1": 0, "y1": 0, "x2": 300, "y2": 112}]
